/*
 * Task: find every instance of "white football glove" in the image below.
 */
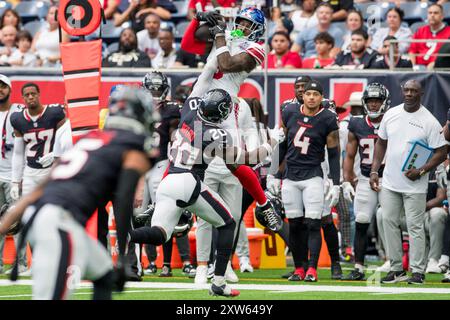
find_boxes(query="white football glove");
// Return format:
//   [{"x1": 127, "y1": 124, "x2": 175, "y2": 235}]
[
  {"x1": 325, "y1": 185, "x2": 340, "y2": 208},
  {"x1": 323, "y1": 178, "x2": 333, "y2": 196},
  {"x1": 436, "y1": 163, "x2": 448, "y2": 189},
  {"x1": 266, "y1": 174, "x2": 281, "y2": 197},
  {"x1": 37, "y1": 152, "x2": 54, "y2": 168},
  {"x1": 268, "y1": 127, "x2": 285, "y2": 144},
  {"x1": 10, "y1": 182, "x2": 20, "y2": 201},
  {"x1": 341, "y1": 181, "x2": 355, "y2": 202}
]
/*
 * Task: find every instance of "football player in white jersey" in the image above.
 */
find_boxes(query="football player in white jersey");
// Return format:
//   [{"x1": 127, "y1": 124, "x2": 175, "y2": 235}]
[{"x1": 188, "y1": 7, "x2": 269, "y2": 284}]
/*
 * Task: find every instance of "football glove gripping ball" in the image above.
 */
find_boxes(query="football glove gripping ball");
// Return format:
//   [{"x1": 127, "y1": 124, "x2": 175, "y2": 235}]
[{"x1": 196, "y1": 10, "x2": 224, "y2": 26}]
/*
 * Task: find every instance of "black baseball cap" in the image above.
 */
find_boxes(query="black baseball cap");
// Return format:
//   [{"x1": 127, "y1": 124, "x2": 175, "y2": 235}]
[
  {"x1": 295, "y1": 75, "x2": 312, "y2": 85},
  {"x1": 304, "y1": 80, "x2": 324, "y2": 95}
]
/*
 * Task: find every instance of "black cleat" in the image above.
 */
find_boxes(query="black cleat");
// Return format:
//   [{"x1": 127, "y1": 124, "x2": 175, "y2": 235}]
[
  {"x1": 342, "y1": 268, "x2": 365, "y2": 281},
  {"x1": 255, "y1": 201, "x2": 283, "y2": 232},
  {"x1": 159, "y1": 265, "x2": 173, "y2": 277},
  {"x1": 281, "y1": 270, "x2": 294, "y2": 279},
  {"x1": 381, "y1": 271, "x2": 408, "y2": 284},
  {"x1": 209, "y1": 283, "x2": 240, "y2": 297},
  {"x1": 331, "y1": 263, "x2": 343, "y2": 280},
  {"x1": 407, "y1": 272, "x2": 425, "y2": 285}
]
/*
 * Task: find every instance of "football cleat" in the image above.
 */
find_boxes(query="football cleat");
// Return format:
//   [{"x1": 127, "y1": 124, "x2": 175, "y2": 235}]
[
  {"x1": 143, "y1": 262, "x2": 157, "y2": 275},
  {"x1": 159, "y1": 265, "x2": 173, "y2": 277},
  {"x1": 255, "y1": 200, "x2": 283, "y2": 232},
  {"x1": 282, "y1": 270, "x2": 294, "y2": 279},
  {"x1": 331, "y1": 262, "x2": 343, "y2": 280},
  {"x1": 342, "y1": 269, "x2": 365, "y2": 281},
  {"x1": 288, "y1": 267, "x2": 305, "y2": 281},
  {"x1": 209, "y1": 282, "x2": 240, "y2": 297},
  {"x1": 182, "y1": 263, "x2": 196, "y2": 278},
  {"x1": 304, "y1": 267, "x2": 318, "y2": 282}
]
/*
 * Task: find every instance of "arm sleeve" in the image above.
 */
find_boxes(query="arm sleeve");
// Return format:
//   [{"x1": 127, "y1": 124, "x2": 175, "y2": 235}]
[
  {"x1": 11, "y1": 137, "x2": 25, "y2": 183},
  {"x1": 189, "y1": 57, "x2": 217, "y2": 98},
  {"x1": 245, "y1": 43, "x2": 265, "y2": 66},
  {"x1": 180, "y1": 18, "x2": 207, "y2": 55},
  {"x1": 53, "y1": 121, "x2": 74, "y2": 157}
]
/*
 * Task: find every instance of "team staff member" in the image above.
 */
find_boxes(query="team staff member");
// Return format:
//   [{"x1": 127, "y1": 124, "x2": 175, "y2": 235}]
[{"x1": 371, "y1": 80, "x2": 447, "y2": 285}]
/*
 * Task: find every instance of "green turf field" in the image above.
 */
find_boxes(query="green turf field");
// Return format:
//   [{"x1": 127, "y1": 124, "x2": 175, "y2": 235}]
[{"x1": 0, "y1": 264, "x2": 449, "y2": 300}]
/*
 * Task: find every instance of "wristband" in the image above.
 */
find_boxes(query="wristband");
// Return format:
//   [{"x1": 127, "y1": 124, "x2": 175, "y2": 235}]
[
  {"x1": 370, "y1": 171, "x2": 379, "y2": 176},
  {"x1": 215, "y1": 46, "x2": 229, "y2": 56}
]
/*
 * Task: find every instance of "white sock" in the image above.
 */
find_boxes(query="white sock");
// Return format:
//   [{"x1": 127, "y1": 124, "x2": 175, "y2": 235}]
[{"x1": 213, "y1": 276, "x2": 225, "y2": 286}]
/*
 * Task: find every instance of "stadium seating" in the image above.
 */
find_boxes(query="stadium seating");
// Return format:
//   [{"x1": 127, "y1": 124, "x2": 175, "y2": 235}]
[
  {"x1": 23, "y1": 19, "x2": 47, "y2": 37},
  {"x1": 15, "y1": 1, "x2": 50, "y2": 23},
  {"x1": 100, "y1": 20, "x2": 124, "y2": 44},
  {"x1": 410, "y1": 21, "x2": 427, "y2": 34},
  {"x1": 175, "y1": 21, "x2": 189, "y2": 41},
  {"x1": 0, "y1": 1, "x2": 11, "y2": 18},
  {"x1": 171, "y1": 0, "x2": 189, "y2": 22},
  {"x1": 355, "y1": 1, "x2": 393, "y2": 22},
  {"x1": 400, "y1": 2, "x2": 429, "y2": 24}
]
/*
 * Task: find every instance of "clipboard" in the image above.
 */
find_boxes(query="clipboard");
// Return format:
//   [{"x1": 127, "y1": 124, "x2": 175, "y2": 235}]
[{"x1": 401, "y1": 141, "x2": 434, "y2": 172}]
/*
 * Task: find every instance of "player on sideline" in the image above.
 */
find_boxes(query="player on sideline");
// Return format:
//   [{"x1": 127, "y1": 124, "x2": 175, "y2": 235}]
[
  {"x1": 10, "y1": 83, "x2": 67, "y2": 200},
  {"x1": 271, "y1": 80, "x2": 341, "y2": 282},
  {"x1": 0, "y1": 86, "x2": 158, "y2": 300},
  {"x1": 129, "y1": 88, "x2": 283, "y2": 297},
  {"x1": 182, "y1": 7, "x2": 267, "y2": 284},
  {"x1": 341, "y1": 83, "x2": 391, "y2": 280}
]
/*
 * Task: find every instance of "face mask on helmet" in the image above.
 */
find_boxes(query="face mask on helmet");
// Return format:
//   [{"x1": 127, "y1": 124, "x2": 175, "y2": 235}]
[
  {"x1": 142, "y1": 72, "x2": 170, "y2": 102},
  {"x1": 362, "y1": 83, "x2": 390, "y2": 119},
  {"x1": 232, "y1": 7, "x2": 266, "y2": 42}
]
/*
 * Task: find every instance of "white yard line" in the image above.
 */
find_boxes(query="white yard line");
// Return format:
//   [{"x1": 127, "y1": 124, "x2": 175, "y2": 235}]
[{"x1": 0, "y1": 280, "x2": 450, "y2": 295}]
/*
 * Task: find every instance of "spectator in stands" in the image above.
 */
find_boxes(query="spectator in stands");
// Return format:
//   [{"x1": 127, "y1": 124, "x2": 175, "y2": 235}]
[
  {"x1": 370, "y1": 36, "x2": 413, "y2": 69},
  {"x1": 302, "y1": 31, "x2": 335, "y2": 68},
  {"x1": 408, "y1": 4, "x2": 450, "y2": 68},
  {"x1": 268, "y1": 31, "x2": 302, "y2": 68},
  {"x1": 187, "y1": 0, "x2": 235, "y2": 21},
  {"x1": 102, "y1": 27, "x2": 152, "y2": 67},
  {"x1": 291, "y1": 2, "x2": 343, "y2": 58},
  {"x1": 152, "y1": 28, "x2": 176, "y2": 68},
  {"x1": 288, "y1": 0, "x2": 318, "y2": 41},
  {"x1": 0, "y1": 9, "x2": 21, "y2": 31},
  {"x1": 268, "y1": 8, "x2": 294, "y2": 38},
  {"x1": 32, "y1": 5, "x2": 69, "y2": 67},
  {"x1": 341, "y1": 9, "x2": 365, "y2": 50},
  {"x1": 0, "y1": 25, "x2": 16, "y2": 66},
  {"x1": 324, "y1": 0, "x2": 354, "y2": 21},
  {"x1": 8, "y1": 30, "x2": 37, "y2": 67},
  {"x1": 281, "y1": 0, "x2": 300, "y2": 15},
  {"x1": 423, "y1": 172, "x2": 447, "y2": 274},
  {"x1": 370, "y1": 8, "x2": 412, "y2": 55},
  {"x1": 137, "y1": 14, "x2": 161, "y2": 60},
  {"x1": 114, "y1": 0, "x2": 172, "y2": 33},
  {"x1": 333, "y1": 29, "x2": 377, "y2": 68},
  {"x1": 103, "y1": 0, "x2": 120, "y2": 20}
]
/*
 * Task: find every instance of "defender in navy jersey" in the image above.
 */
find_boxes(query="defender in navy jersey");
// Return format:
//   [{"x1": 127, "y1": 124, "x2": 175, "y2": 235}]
[
  {"x1": 10, "y1": 83, "x2": 66, "y2": 201},
  {"x1": 341, "y1": 82, "x2": 391, "y2": 281},
  {"x1": 274, "y1": 80, "x2": 341, "y2": 282},
  {"x1": 130, "y1": 88, "x2": 282, "y2": 297},
  {"x1": 0, "y1": 86, "x2": 158, "y2": 300}
]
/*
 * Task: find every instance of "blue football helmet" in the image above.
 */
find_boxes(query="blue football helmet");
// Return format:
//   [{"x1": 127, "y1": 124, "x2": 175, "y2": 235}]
[{"x1": 233, "y1": 7, "x2": 266, "y2": 42}]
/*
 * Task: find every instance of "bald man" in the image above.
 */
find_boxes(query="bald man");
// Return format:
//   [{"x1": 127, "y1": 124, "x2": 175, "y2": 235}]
[
  {"x1": 0, "y1": 25, "x2": 17, "y2": 65},
  {"x1": 371, "y1": 80, "x2": 447, "y2": 285}
]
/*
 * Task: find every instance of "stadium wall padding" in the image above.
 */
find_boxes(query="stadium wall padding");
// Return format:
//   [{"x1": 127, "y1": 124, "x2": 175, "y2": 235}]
[{"x1": 5, "y1": 69, "x2": 450, "y2": 128}]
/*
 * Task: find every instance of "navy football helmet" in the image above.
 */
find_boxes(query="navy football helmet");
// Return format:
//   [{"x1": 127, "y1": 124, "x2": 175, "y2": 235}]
[
  {"x1": 142, "y1": 71, "x2": 170, "y2": 102},
  {"x1": 198, "y1": 89, "x2": 232, "y2": 124},
  {"x1": 362, "y1": 83, "x2": 391, "y2": 119}
]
